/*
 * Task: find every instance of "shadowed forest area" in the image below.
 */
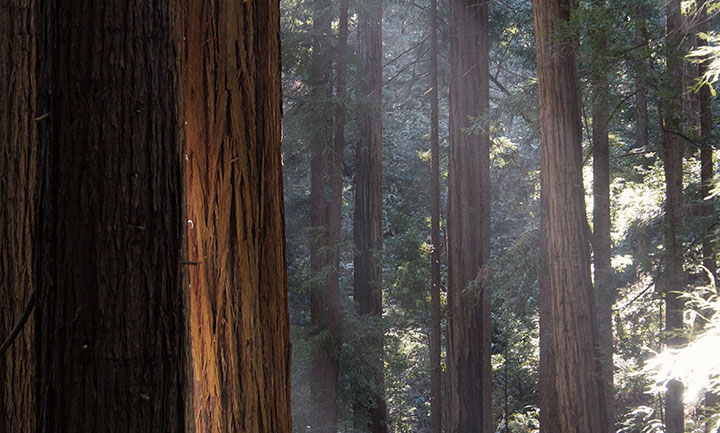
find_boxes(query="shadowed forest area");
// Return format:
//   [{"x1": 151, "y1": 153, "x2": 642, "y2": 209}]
[{"x1": 1, "y1": 0, "x2": 719, "y2": 433}]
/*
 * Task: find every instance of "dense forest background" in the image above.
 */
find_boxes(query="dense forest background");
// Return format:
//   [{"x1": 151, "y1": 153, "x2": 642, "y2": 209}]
[{"x1": 280, "y1": 0, "x2": 720, "y2": 432}]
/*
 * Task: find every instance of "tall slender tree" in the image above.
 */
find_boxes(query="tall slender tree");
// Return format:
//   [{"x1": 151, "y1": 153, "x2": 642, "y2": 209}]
[
  {"x1": 698, "y1": 2, "x2": 716, "y2": 282},
  {"x1": 308, "y1": 0, "x2": 339, "y2": 430},
  {"x1": 589, "y1": 2, "x2": 616, "y2": 430},
  {"x1": 661, "y1": 1, "x2": 686, "y2": 430},
  {"x1": 354, "y1": 0, "x2": 387, "y2": 431},
  {"x1": 184, "y1": 0, "x2": 292, "y2": 431},
  {"x1": 0, "y1": 1, "x2": 36, "y2": 431},
  {"x1": 446, "y1": 1, "x2": 492, "y2": 432},
  {"x1": 532, "y1": 0, "x2": 605, "y2": 431},
  {"x1": 36, "y1": 1, "x2": 187, "y2": 430},
  {"x1": 429, "y1": 0, "x2": 443, "y2": 431}
]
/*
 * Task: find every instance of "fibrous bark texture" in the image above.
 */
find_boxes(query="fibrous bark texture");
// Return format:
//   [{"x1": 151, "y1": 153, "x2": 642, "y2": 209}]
[
  {"x1": 0, "y1": 1, "x2": 36, "y2": 431},
  {"x1": 184, "y1": 0, "x2": 291, "y2": 431},
  {"x1": 532, "y1": 0, "x2": 604, "y2": 431},
  {"x1": 37, "y1": 1, "x2": 187, "y2": 431},
  {"x1": 354, "y1": 0, "x2": 387, "y2": 431},
  {"x1": 447, "y1": 1, "x2": 492, "y2": 432}
]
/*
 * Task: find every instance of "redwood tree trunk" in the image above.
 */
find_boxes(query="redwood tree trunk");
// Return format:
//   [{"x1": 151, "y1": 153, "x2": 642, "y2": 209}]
[
  {"x1": 37, "y1": 1, "x2": 187, "y2": 431},
  {"x1": 429, "y1": 0, "x2": 443, "y2": 431},
  {"x1": 538, "y1": 203, "x2": 561, "y2": 433},
  {"x1": 662, "y1": 1, "x2": 686, "y2": 431},
  {"x1": 532, "y1": 0, "x2": 604, "y2": 431},
  {"x1": 0, "y1": 1, "x2": 36, "y2": 431},
  {"x1": 590, "y1": 2, "x2": 615, "y2": 430},
  {"x1": 184, "y1": 0, "x2": 291, "y2": 431},
  {"x1": 309, "y1": 0, "x2": 339, "y2": 430},
  {"x1": 354, "y1": 0, "x2": 387, "y2": 431},
  {"x1": 446, "y1": 1, "x2": 492, "y2": 432}
]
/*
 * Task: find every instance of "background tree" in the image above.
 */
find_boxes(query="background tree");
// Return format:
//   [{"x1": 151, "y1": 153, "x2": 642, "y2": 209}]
[
  {"x1": 0, "y1": 1, "x2": 36, "y2": 431},
  {"x1": 446, "y1": 1, "x2": 492, "y2": 432},
  {"x1": 588, "y1": 1, "x2": 616, "y2": 430},
  {"x1": 428, "y1": 0, "x2": 443, "y2": 431},
  {"x1": 354, "y1": 0, "x2": 388, "y2": 431},
  {"x1": 662, "y1": 0, "x2": 688, "y2": 430},
  {"x1": 307, "y1": 0, "x2": 340, "y2": 430}
]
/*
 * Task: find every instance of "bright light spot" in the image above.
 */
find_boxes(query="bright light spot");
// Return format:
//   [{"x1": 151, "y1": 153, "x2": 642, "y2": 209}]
[{"x1": 645, "y1": 291, "x2": 720, "y2": 405}]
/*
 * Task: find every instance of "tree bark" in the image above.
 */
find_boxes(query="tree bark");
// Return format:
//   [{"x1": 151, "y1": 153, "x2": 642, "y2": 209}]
[
  {"x1": 446, "y1": 1, "x2": 492, "y2": 432},
  {"x1": 532, "y1": 0, "x2": 604, "y2": 431},
  {"x1": 429, "y1": 0, "x2": 443, "y2": 431},
  {"x1": 36, "y1": 1, "x2": 187, "y2": 431},
  {"x1": 589, "y1": 2, "x2": 615, "y2": 430},
  {"x1": 538, "y1": 202, "x2": 561, "y2": 433},
  {"x1": 0, "y1": 1, "x2": 36, "y2": 431},
  {"x1": 354, "y1": 0, "x2": 387, "y2": 432},
  {"x1": 662, "y1": 1, "x2": 686, "y2": 431},
  {"x1": 184, "y1": 0, "x2": 291, "y2": 432}
]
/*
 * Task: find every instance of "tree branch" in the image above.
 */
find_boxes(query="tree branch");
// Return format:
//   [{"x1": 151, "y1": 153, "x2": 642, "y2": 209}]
[{"x1": 0, "y1": 291, "x2": 36, "y2": 358}]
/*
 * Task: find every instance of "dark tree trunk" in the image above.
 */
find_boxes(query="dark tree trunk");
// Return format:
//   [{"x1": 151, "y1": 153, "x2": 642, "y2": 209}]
[
  {"x1": 36, "y1": 1, "x2": 187, "y2": 431},
  {"x1": 446, "y1": 1, "x2": 492, "y2": 432},
  {"x1": 662, "y1": 1, "x2": 686, "y2": 430},
  {"x1": 429, "y1": 0, "x2": 443, "y2": 431},
  {"x1": 354, "y1": 0, "x2": 387, "y2": 431},
  {"x1": 184, "y1": 0, "x2": 291, "y2": 432},
  {"x1": 590, "y1": 2, "x2": 615, "y2": 430},
  {"x1": 308, "y1": 0, "x2": 339, "y2": 430},
  {"x1": 0, "y1": 1, "x2": 36, "y2": 431},
  {"x1": 532, "y1": 0, "x2": 604, "y2": 431}
]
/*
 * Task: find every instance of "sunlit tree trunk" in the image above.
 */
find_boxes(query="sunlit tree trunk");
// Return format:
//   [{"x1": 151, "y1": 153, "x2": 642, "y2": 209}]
[
  {"x1": 429, "y1": 0, "x2": 443, "y2": 431},
  {"x1": 0, "y1": 1, "x2": 36, "y2": 431},
  {"x1": 354, "y1": 0, "x2": 387, "y2": 431},
  {"x1": 662, "y1": 1, "x2": 686, "y2": 431},
  {"x1": 533, "y1": 0, "x2": 604, "y2": 431},
  {"x1": 589, "y1": 1, "x2": 615, "y2": 430},
  {"x1": 447, "y1": 1, "x2": 492, "y2": 432},
  {"x1": 184, "y1": 0, "x2": 292, "y2": 431},
  {"x1": 36, "y1": 1, "x2": 187, "y2": 430}
]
